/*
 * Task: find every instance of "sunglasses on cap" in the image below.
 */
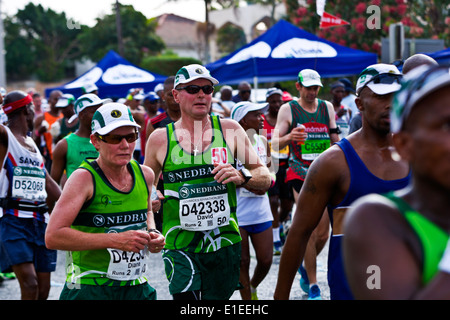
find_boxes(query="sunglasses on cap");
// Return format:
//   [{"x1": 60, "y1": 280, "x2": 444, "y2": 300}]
[
  {"x1": 359, "y1": 73, "x2": 403, "y2": 94},
  {"x1": 176, "y1": 85, "x2": 214, "y2": 95},
  {"x1": 96, "y1": 132, "x2": 138, "y2": 144}
]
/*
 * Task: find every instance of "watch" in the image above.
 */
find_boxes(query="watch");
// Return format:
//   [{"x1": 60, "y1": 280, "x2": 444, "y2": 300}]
[{"x1": 239, "y1": 168, "x2": 252, "y2": 186}]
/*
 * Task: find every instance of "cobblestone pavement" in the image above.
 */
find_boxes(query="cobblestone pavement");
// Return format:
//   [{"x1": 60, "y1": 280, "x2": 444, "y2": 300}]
[{"x1": 0, "y1": 239, "x2": 330, "y2": 301}]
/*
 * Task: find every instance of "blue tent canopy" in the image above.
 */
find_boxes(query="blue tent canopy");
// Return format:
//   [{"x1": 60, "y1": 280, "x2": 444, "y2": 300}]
[
  {"x1": 45, "y1": 50, "x2": 167, "y2": 99},
  {"x1": 206, "y1": 20, "x2": 377, "y2": 86},
  {"x1": 426, "y1": 47, "x2": 450, "y2": 65}
]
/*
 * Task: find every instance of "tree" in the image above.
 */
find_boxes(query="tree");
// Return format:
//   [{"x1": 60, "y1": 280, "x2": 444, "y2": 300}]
[
  {"x1": 284, "y1": 0, "x2": 449, "y2": 58},
  {"x1": 5, "y1": 3, "x2": 83, "y2": 81},
  {"x1": 78, "y1": 4, "x2": 165, "y2": 66}
]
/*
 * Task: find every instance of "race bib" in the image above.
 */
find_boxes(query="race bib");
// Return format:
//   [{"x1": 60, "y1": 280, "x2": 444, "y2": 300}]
[
  {"x1": 301, "y1": 123, "x2": 330, "y2": 161},
  {"x1": 179, "y1": 181, "x2": 230, "y2": 231},
  {"x1": 11, "y1": 166, "x2": 46, "y2": 201},
  {"x1": 107, "y1": 247, "x2": 149, "y2": 281}
]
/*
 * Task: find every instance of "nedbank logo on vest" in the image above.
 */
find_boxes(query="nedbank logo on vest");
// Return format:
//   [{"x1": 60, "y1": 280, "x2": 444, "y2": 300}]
[
  {"x1": 165, "y1": 165, "x2": 214, "y2": 183},
  {"x1": 179, "y1": 183, "x2": 227, "y2": 199},
  {"x1": 92, "y1": 211, "x2": 147, "y2": 227}
]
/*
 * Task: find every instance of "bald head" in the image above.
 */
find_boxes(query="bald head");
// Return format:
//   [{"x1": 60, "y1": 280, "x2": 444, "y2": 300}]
[{"x1": 402, "y1": 54, "x2": 438, "y2": 74}]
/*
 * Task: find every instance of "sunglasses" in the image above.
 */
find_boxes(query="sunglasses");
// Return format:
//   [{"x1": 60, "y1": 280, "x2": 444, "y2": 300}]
[
  {"x1": 96, "y1": 132, "x2": 138, "y2": 144},
  {"x1": 177, "y1": 85, "x2": 214, "y2": 95},
  {"x1": 358, "y1": 73, "x2": 403, "y2": 96}
]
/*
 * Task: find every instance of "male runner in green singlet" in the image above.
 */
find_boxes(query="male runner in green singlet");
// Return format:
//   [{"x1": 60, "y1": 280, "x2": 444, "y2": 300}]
[
  {"x1": 46, "y1": 103, "x2": 165, "y2": 300},
  {"x1": 272, "y1": 69, "x2": 339, "y2": 299},
  {"x1": 51, "y1": 94, "x2": 104, "y2": 188},
  {"x1": 144, "y1": 64, "x2": 271, "y2": 300},
  {"x1": 343, "y1": 65, "x2": 450, "y2": 299}
]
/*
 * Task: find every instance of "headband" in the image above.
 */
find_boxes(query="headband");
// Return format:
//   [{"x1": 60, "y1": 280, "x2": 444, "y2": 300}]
[{"x1": 2, "y1": 95, "x2": 33, "y2": 114}]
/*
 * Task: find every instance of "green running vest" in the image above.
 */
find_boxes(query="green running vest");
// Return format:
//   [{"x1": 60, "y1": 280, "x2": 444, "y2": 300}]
[
  {"x1": 288, "y1": 99, "x2": 330, "y2": 180},
  {"x1": 385, "y1": 192, "x2": 449, "y2": 284},
  {"x1": 66, "y1": 158, "x2": 150, "y2": 286},
  {"x1": 162, "y1": 115, "x2": 241, "y2": 253},
  {"x1": 65, "y1": 133, "x2": 99, "y2": 178}
]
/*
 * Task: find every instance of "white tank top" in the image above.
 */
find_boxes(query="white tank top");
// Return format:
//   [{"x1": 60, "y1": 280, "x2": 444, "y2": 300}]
[
  {"x1": 0, "y1": 125, "x2": 49, "y2": 222},
  {"x1": 236, "y1": 134, "x2": 273, "y2": 227}
]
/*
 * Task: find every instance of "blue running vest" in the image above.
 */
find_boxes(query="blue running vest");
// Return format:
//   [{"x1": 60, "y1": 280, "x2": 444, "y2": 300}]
[{"x1": 327, "y1": 138, "x2": 410, "y2": 300}]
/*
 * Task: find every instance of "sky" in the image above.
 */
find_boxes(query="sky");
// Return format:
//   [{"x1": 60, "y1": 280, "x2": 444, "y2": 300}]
[{"x1": 2, "y1": 0, "x2": 206, "y2": 25}]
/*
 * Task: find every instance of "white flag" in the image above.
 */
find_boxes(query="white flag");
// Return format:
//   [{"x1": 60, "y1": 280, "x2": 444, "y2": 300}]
[{"x1": 316, "y1": 0, "x2": 326, "y2": 16}]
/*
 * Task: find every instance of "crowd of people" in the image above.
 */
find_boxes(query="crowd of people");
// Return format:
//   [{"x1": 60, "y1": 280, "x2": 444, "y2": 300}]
[{"x1": 1, "y1": 52, "x2": 449, "y2": 300}]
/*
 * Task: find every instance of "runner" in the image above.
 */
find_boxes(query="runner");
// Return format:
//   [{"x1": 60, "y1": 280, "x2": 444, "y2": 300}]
[
  {"x1": 271, "y1": 68, "x2": 339, "y2": 299},
  {"x1": 274, "y1": 63, "x2": 411, "y2": 300},
  {"x1": 45, "y1": 103, "x2": 165, "y2": 300},
  {"x1": 344, "y1": 65, "x2": 450, "y2": 299},
  {"x1": 144, "y1": 64, "x2": 271, "y2": 300},
  {"x1": 0, "y1": 90, "x2": 61, "y2": 299},
  {"x1": 50, "y1": 94, "x2": 104, "y2": 187},
  {"x1": 263, "y1": 88, "x2": 293, "y2": 255},
  {"x1": 231, "y1": 101, "x2": 274, "y2": 300}
]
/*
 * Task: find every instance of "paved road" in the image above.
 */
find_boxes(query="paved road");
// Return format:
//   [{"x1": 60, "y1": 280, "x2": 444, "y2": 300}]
[{"x1": 0, "y1": 239, "x2": 330, "y2": 301}]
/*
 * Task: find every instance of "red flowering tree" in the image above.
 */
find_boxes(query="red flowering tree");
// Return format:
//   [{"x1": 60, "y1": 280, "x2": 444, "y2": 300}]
[{"x1": 285, "y1": 0, "x2": 449, "y2": 58}]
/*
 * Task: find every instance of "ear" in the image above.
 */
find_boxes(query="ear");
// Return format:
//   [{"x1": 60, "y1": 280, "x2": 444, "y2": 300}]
[
  {"x1": 90, "y1": 134, "x2": 101, "y2": 151},
  {"x1": 172, "y1": 88, "x2": 180, "y2": 104},
  {"x1": 392, "y1": 132, "x2": 413, "y2": 162},
  {"x1": 355, "y1": 97, "x2": 364, "y2": 112}
]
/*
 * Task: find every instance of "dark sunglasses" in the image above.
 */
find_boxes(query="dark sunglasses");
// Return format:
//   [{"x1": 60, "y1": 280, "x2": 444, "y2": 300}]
[
  {"x1": 177, "y1": 85, "x2": 214, "y2": 95},
  {"x1": 240, "y1": 90, "x2": 251, "y2": 94},
  {"x1": 96, "y1": 132, "x2": 138, "y2": 144},
  {"x1": 358, "y1": 73, "x2": 403, "y2": 96}
]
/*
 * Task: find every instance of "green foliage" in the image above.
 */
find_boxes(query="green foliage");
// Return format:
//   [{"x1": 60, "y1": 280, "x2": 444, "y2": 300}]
[
  {"x1": 141, "y1": 55, "x2": 202, "y2": 76},
  {"x1": 216, "y1": 24, "x2": 247, "y2": 57},
  {"x1": 78, "y1": 4, "x2": 165, "y2": 66},
  {"x1": 5, "y1": 3, "x2": 83, "y2": 81}
]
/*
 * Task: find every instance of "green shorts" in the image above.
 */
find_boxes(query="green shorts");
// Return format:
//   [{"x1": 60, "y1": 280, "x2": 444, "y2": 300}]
[
  {"x1": 162, "y1": 243, "x2": 241, "y2": 300},
  {"x1": 59, "y1": 282, "x2": 157, "y2": 300}
]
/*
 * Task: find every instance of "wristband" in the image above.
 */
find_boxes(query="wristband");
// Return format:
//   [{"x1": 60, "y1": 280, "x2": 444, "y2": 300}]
[
  {"x1": 438, "y1": 238, "x2": 450, "y2": 274},
  {"x1": 329, "y1": 127, "x2": 341, "y2": 134}
]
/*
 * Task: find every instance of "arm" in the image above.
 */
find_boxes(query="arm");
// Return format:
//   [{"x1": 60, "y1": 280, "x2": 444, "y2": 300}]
[
  {"x1": 50, "y1": 138, "x2": 68, "y2": 185},
  {"x1": 45, "y1": 169, "x2": 150, "y2": 253},
  {"x1": 325, "y1": 100, "x2": 340, "y2": 144},
  {"x1": 45, "y1": 170, "x2": 61, "y2": 212},
  {"x1": 271, "y1": 103, "x2": 307, "y2": 151},
  {"x1": 0, "y1": 125, "x2": 7, "y2": 165},
  {"x1": 140, "y1": 164, "x2": 165, "y2": 253},
  {"x1": 216, "y1": 119, "x2": 271, "y2": 191},
  {"x1": 274, "y1": 149, "x2": 341, "y2": 299}
]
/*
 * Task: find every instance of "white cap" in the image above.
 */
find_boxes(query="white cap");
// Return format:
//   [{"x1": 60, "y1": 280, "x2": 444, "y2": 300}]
[
  {"x1": 55, "y1": 94, "x2": 75, "y2": 107},
  {"x1": 68, "y1": 93, "x2": 106, "y2": 123},
  {"x1": 174, "y1": 64, "x2": 219, "y2": 88},
  {"x1": 298, "y1": 69, "x2": 323, "y2": 87},
  {"x1": 91, "y1": 103, "x2": 140, "y2": 135},
  {"x1": 82, "y1": 83, "x2": 98, "y2": 94},
  {"x1": 356, "y1": 63, "x2": 402, "y2": 96},
  {"x1": 266, "y1": 87, "x2": 284, "y2": 98},
  {"x1": 231, "y1": 101, "x2": 268, "y2": 123}
]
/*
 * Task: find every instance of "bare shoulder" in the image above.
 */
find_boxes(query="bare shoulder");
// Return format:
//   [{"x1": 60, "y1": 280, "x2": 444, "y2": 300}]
[
  {"x1": 139, "y1": 164, "x2": 155, "y2": 183},
  {"x1": 308, "y1": 143, "x2": 347, "y2": 175},
  {"x1": 219, "y1": 118, "x2": 242, "y2": 130},
  {"x1": 147, "y1": 127, "x2": 168, "y2": 148}
]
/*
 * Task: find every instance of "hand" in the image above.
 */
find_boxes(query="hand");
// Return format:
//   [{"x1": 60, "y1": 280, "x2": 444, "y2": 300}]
[
  {"x1": 290, "y1": 125, "x2": 307, "y2": 145},
  {"x1": 148, "y1": 231, "x2": 165, "y2": 253},
  {"x1": 212, "y1": 163, "x2": 244, "y2": 185},
  {"x1": 151, "y1": 190, "x2": 164, "y2": 212},
  {"x1": 114, "y1": 230, "x2": 150, "y2": 253}
]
